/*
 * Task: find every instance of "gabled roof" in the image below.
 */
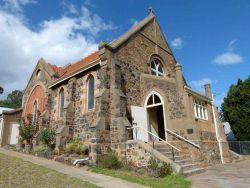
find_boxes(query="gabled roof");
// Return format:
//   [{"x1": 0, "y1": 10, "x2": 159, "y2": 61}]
[
  {"x1": 48, "y1": 51, "x2": 100, "y2": 88},
  {"x1": 108, "y1": 14, "x2": 155, "y2": 50},
  {"x1": 184, "y1": 86, "x2": 212, "y2": 103},
  {"x1": 46, "y1": 11, "x2": 172, "y2": 87},
  {"x1": 47, "y1": 51, "x2": 100, "y2": 78}
]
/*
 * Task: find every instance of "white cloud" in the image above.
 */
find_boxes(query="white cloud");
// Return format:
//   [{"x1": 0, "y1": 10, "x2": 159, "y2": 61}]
[
  {"x1": 2, "y1": 0, "x2": 36, "y2": 13},
  {"x1": 213, "y1": 52, "x2": 243, "y2": 65},
  {"x1": 189, "y1": 78, "x2": 212, "y2": 94},
  {"x1": 61, "y1": 1, "x2": 78, "y2": 15},
  {"x1": 171, "y1": 37, "x2": 183, "y2": 49},
  {"x1": 0, "y1": 4, "x2": 115, "y2": 99},
  {"x1": 213, "y1": 39, "x2": 243, "y2": 65}
]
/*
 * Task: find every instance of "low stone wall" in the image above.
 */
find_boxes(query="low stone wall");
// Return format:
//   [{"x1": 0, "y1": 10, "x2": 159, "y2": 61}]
[{"x1": 124, "y1": 140, "x2": 182, "y2": 173}]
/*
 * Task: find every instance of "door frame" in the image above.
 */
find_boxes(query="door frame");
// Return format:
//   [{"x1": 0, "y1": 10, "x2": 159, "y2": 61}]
[{"x1": 144, "y1": 91, "x2": 167, "y2": 140}]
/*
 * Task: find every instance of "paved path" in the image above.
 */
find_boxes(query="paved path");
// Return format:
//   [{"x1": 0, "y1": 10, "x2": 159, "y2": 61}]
[
  {"x1": 189, "y1": 159, "x2": 250, "y2": 188},
  {"x1": 0, "y1": 148, "x2": 144, "y2": 188}
]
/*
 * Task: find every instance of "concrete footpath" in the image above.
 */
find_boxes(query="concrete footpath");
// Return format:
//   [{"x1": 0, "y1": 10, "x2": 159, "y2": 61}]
[
  {"x1": 189, "y1": 159, "x2": 250, "y2": 188},
  {"x1": 0, "y1": 148, "x2": 144, "y2": 188}
]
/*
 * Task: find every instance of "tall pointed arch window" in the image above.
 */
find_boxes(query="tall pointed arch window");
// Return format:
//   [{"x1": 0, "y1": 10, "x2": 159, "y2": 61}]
[
  {"x1": 59, "y1": 88, "x2": 64, "y2": 117},
  {"x1": 87, "y1": 75, "x2": 95, "y2": 110},
  {"x1": 150, "y1": 58, "x2": 164, "y2": 76},
  {"x1": 32, "y1": 100, "x2": 38, "y2": 125}
]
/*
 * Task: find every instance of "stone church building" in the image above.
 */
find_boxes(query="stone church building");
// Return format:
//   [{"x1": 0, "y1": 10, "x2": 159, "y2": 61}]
[{"x1": 18, "y1": 10, "x2": 231, "y2": 175}]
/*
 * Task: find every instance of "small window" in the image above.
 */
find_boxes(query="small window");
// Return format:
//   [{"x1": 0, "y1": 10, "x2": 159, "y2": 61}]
[
  {"x1": 193, "y1": 99, "x2": 208, "y2": 120},
  {"x1": 150, "y1": 58, "x2": 164, "y2": 77},
  {"x1": 36, "y1": 69, "x2": 41, "y2": 78},
  {"x1": 32, "y1": 101, "x2": 38, "y2": 125},
  {"x1": 87, "y1": 75, "x2": 95, "y2": 110},
  {"x1": 59, "y1": 88, "x2": 64, "y2": 117},
  {"x1": 146, "y1": 93, "x2": 162, "y2": 106}
]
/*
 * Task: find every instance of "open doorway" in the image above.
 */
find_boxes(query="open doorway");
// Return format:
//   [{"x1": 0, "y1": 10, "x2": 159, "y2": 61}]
[{"x1": 145, "y1": 92, "x2": 166, "y2": 141}]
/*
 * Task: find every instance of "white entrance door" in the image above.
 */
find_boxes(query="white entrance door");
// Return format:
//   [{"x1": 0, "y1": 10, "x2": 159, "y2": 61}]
[
  {"x1": 131, "y1": 106, "x2": 149, "y2": 141},
  {"x1": 9, "y1": 123, "x2": 19, "y2": 145}
]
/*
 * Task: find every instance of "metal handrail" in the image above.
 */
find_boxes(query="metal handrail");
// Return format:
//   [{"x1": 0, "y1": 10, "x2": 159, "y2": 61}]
[
  {"x1": 166, "y1": 129, "x2": 200, "y2": 149},
  {"x1": 127, "y1": 125, "x2": 180, "y2": 152}
]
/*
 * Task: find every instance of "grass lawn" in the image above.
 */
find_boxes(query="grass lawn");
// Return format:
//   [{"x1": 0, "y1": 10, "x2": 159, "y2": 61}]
[
  {"x1": 90, "y1": 167, "x2": 191, "y2": 188},
  {"x1": 0, "y1": 153, "x2": 98, "y2": 188}
]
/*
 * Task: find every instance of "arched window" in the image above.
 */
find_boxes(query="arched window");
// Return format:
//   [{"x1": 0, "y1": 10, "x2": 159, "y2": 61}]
[
  {"x1": 59, "y1": 88, "x2": 64, "y2": 117},
  {"x1": 87, "y1": 75, "x2": 94, "y2": 110},
  {"x1": 150, "y1": 58, "x2": 164, "y2": 76},
  {"x1": 32, "y1": 100, "x2": 38, "y2": 125},
  {"x1": 146, "y1": 93, "x2": 163, "y2": 107}
]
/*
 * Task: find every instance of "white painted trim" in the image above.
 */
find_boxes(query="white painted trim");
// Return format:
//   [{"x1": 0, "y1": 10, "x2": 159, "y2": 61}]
[
  {"x1": 144, "y1": 91, "x2": 168, "y2": 140},
  {"x1": 212, "y1": 94, "x2": 224, "y2": 164}
]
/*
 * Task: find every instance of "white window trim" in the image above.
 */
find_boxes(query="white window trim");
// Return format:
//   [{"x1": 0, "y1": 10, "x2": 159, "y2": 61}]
[
  {"x1": 150, "y1": 58, "x2": 164, "y2": 77},
  {"x1": 194, "y1": 99, "x2": 208, "y2": 120}
]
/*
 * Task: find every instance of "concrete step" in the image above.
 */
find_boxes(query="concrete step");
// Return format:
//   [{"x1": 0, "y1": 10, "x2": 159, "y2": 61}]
[
  {"x1": 183, "y1": 168, "x2": 205, "y2": 177},
  {"x1": 160, "y1": 151, "x2": 180, "y2": 157},
  {"x1": 180, "y1": 163, "x2": 200, "y2": 171},
  {"x1": 155, "y1": 147, "x2": 174, "y2": 153},
  {"x1": 161, "y1": 154, "x2": 186, "y2": 161},
  {"x1": 174, "y1": 159, "x2": 193, "y2": 165}
]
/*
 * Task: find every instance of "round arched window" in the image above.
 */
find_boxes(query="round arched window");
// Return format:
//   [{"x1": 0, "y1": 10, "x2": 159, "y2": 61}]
[{"x1": 150, "y1": 58, "x2": 164, "y2": 76}]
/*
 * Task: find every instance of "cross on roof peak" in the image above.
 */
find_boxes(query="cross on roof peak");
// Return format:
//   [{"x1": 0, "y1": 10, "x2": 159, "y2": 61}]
[{"x1": 149, "y1": 6, "x2": 154, "y2": 16}]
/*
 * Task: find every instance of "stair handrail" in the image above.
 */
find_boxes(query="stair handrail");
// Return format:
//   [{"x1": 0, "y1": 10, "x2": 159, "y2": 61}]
[
  {"x1": 128, "y1": 125, "x2": 180, "y2": 152},
  {"x1": 165, "y1": 129, "x2": 200, "y2": 149}
]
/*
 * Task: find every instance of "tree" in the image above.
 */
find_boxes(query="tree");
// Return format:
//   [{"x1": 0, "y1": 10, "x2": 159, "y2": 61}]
[
  {"x1": 0, "y1": 90, "x2": 23, "y2": 108},
  {"x1": 0, "y1": 86, "x2": 3, "y2": 94},
  {"x1": 221, "y1": 75, "x2": 250, "y2": 141}
]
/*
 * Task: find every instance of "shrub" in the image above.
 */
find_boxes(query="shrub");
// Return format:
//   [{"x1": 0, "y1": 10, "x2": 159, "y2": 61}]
[
  {"x1": 65, "y1": 137, "x2": 88, "y2": 155},
  {"x1": 19, "y1": 124, "x2": 35, "y2": 144},
  {"x1": 158, "y1": 163, "x2": 172, "y2": 177},
  {"x1": 147, "y1": 158, "x2": 172, "y2": 177},
  {"x1": 34, "y1": 144, "x2": 52, "y2": 158},
  {"x1": 65, "y1": 143, "x2": 77, "y2": 154},
  {"x1": 97, "y1": 150, "x2": 121, "y2": 169},
  {"x1": 39, "y1": 129, "x2": 55, "y2": 145}
]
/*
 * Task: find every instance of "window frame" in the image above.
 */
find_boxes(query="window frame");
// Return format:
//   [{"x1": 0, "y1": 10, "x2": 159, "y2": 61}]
[
  {"x1": 193, "y1": 99, "x2": 208, "y2": 120},
  {"x1": 150, "y1": 58, "x2": 165, "y2": 77},
  {"x1": 32, "y1": 100, "x2": 38, "y2": 125},
  {"x1": 86, "y1": 75, "x2": 95, "y2": 111},
  {"x1": 59, "y1": 88, "x2": 65, "y2": 118}
]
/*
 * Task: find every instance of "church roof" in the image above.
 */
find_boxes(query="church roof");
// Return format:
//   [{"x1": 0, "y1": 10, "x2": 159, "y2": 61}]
[
  {"x1": 47, "y1": 51, "x2": 100, "y2": 78},
  {"x1": 108, "y1": 14, "x2": 155, "y2": 50},
  {"x1": 48, "y1": 10, "x2": 156, "y2": 87}
]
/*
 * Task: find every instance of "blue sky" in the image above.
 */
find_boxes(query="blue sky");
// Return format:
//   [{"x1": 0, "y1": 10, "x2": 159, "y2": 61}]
[{"x1": 0, "y1": 0, "x2": 249, "y2": 108}]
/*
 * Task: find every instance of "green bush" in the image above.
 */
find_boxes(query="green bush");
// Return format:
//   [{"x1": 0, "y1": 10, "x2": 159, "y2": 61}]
[
  {"x1": 34, "y1": 144, "x2": 52, "y2": 158},
  {"x1": 148, "y1": 158, "x2": 172, "y2": 177},
  {"x1": 97, "y1": 150, "x2": 121, "y2": 169},
  {"x1": 39, "y1": 129, "x2": 55, "y2": 145},
  {"x1": 65, "y1": 137, "x2": 88, "y2": 155},
  {"x1": 19, "y1": 124, "x2": 35, "y2": 144},
  {"x1": 158, "y1": 163, "x2": 172, "y2": 177},
  {"x1": 65, "y1": 143, "x2": 77, "y2": 153}
]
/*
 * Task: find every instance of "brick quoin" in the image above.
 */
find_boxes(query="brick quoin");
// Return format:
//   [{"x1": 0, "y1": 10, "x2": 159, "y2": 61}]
[{"x1": 25, "y1": 85, "x2": 46, "y2": 115}]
